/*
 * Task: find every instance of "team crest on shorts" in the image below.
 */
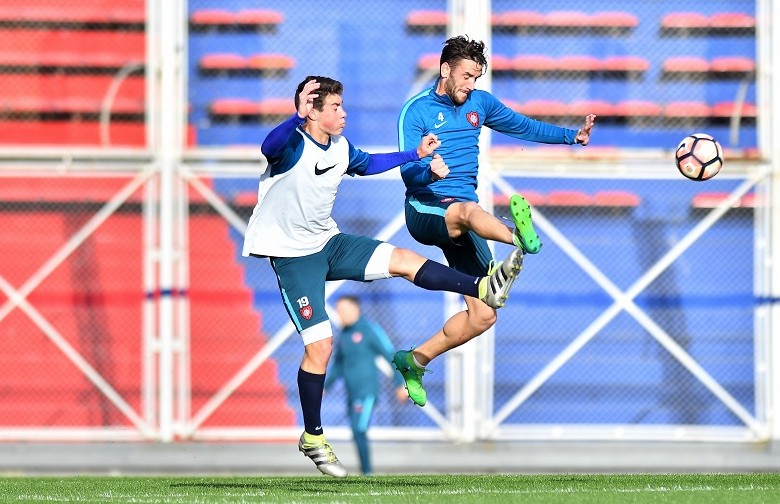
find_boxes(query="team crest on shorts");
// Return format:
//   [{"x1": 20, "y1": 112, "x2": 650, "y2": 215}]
[
  {"x1": 299, "y1": 305, "x2": 313, "y2": 320},
  {"x1": 466, "y1": 111, "x2": 480, "y2": 127}
]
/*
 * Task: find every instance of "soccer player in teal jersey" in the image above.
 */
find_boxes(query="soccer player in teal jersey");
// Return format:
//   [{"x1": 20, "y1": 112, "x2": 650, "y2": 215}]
[
  {"x1": 325, "y1": 295, "x2": 406, "y2": 475},
  {"x1": 394, "y1": 36, "x2": 597, "y2": 407},
  {"x1": 243, "y1": 76, "x2": 522, "y2": 477}
]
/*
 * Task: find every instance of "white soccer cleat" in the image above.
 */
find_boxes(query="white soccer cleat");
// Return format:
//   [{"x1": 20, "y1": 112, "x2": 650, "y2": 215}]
[
  {"x1": 298, "y1": 432, "x2": 348, "y2": 478},
  {"x1": 480, "y1": 248, "x2": 524, "y2": 309}
]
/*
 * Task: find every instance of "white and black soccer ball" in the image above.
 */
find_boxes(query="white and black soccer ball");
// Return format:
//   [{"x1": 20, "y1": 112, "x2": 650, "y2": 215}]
[{"x1": 675, "y1": 133, "x2": 724, "y2": 181}]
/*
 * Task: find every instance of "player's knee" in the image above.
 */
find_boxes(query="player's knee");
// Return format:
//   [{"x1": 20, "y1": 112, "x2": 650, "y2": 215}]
[
  {"x1": 304, "y1": 338, "x2": 333, "y2": 367},
  {"x1": 469, "y1": 302, "x2": 497, "y2": 332},
  {"x1": 389, "y1": 247, "x2": 425, "y2": 277},
  {"x1": 451, "y1": 201, "x2": 480, "y2": 224}
]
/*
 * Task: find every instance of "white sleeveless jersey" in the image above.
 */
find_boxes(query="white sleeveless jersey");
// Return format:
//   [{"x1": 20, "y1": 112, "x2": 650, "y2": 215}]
[{"x1": 242, "y1": 129, "x2": 350, "y2": 258}]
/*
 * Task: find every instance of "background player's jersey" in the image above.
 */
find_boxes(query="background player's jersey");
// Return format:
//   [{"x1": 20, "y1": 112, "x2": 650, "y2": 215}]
[
  {"x1": 398, "y1": 84, "x2": 579, "y2": 202},
  {"x1": 324, "y1": 317, "x2": 403, "y2": 399},
  {"x1": 242, "y1": 127, "x2": 370, "y2": 258}
]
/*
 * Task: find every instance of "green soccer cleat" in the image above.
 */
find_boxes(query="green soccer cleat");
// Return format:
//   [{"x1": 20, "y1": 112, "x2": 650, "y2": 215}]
[
  {"x1": 298, "y1": 432, "x2": 348, "y2": 478},
  {"x1": 478, "y1": 248, "x2": 524, "y2": 309},
  {"x1": 393, "y1": 350, "x2": 427, "y2": 407},
  {"x1": 510, "y1": 194, "x2": 542, "y2": 254}
]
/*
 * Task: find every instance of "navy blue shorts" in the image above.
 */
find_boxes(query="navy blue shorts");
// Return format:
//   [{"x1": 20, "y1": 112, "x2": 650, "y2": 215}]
[
  {"x1": 404, "y1": 195, "x2": 492, "y2": 277},
  {"x1": 269, "y1": 233, "x2": 392, "y2": 345}
]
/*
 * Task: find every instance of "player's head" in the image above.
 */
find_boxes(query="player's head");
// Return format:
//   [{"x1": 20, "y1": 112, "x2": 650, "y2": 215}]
[
  {"x1": 437, "y1": 35, "x2": 487, "y2": 105},
  {"x1": 295, "y1": 76, "x2": 343, "y2": 111},
  {"x1": 295, "y1": 76, "x2": 346, "y2": 136},
  {"x1": 335, "y1": 295, "x2": 361, "y2": 328}
]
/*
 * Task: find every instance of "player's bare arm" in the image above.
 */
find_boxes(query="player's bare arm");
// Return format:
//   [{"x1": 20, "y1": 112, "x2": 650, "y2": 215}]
[{"x1": 575, "y1": 114, "x2": 597, "y2": 145}]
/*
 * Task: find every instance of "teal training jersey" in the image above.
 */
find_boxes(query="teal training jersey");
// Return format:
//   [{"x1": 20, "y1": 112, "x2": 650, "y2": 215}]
[
  {"x1": 398, "y1": 84, "x2": 579, "y2": 202},
  {"x1": 325, "y1": 317, "x2": 403, "y2": 399}
]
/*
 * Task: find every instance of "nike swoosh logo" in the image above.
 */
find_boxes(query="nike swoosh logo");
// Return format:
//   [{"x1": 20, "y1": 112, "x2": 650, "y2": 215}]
[
  {"x1": 434, "y1": 121, "x2": 447, "y2": 129},
  {"x1": 314, "y1": 162, "x2": 338, "y2": 175}
]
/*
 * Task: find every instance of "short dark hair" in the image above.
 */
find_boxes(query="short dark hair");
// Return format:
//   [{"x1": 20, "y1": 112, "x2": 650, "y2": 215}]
[
  {"x1": 294, "y1": 76, "x2": 343, "y2": 112},
  {"x1": 336, "y1": 295, "x2": 361, "y2": 308},
  {"x1": 439, "y1": 35, "x2": 488, "y2": 75}
]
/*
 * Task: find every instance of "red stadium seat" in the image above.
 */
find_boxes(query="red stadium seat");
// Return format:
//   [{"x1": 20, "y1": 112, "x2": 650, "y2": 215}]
[
  {"x1": 589, "y1": 11, "x2": 639, "y2": 29},
  {"x1": 493, "y1": 190, "x2": 545, "y2": 207},
  {"x1": 406, "y1": 10, "x2": 447, "y2": 29},
  {"x1": 661, "y1": 12, "x2": 709, "y2": 29},
  {"x1": 0, "y1": 120, "x2": 146, "y2": 146},
  {"x1": 662, "y1": 56, "x2": 709, "y2": 74},
  {"x1": 545, "y1": 11, "x2": 591, "y2": 28},
  {"x1": 0, "y1": 74, "x2": 144, "y2": 114},
  {"x1": 512, "y1": 54, "x2": 557, "y2": 72},
  {"x1": 593, "y1": 190, "x2": 641, "y2": 208},
  {"x1": 200, "y1": 53, "x2": 247, "y2": 71},
  {"x1": 663, "y1": 101, "x2": 712, "y2": 118},
  {"x1": 691, "y1": 192, "x2": 732, "y2": 209},
  {"x1": 601, "y1": 56, "x2": 649, "y2": 72},
  {"x1": 614, "y1": 100, "x2": 662, "y2": 117},
  {"x1": 740, "y1": 193, "x2": 764, "y2": 208},
  {"x1": 234, "y1": 9, "x2": 283, "y2": 27},
  {"x1": 557, "y1": 55, "x2": 602, "y2": 72},
  {"x1": 568, "y1": 100, "x2": 616, "y2": 117},
  {"x1": 210, "y1": 99, "x2": 260, "y2": 116},
  {"x1": 493, "y1": 10, "x2": 546, "y2": 29},
  {"x1": 417, "y1": 53, "x2": 440, "y2": 72},
  {"x1": 257, "y1": 98, "x2": 295, "y2": 116},
  {"x1": 709, "y1": 56, "x2": 755, "y2": 74},
  {"x1": 190, "y1": 9, "x2": 234, "y2": 26},
  {"x1": 0, "y1": 0, "x2": 144, "y2": 24},
  {"x1": 246, "y1": 53, "x2": 296, "y2": 71},
  {"x1": 489, "y1": 54, "x2": 513, "y2": 72},
  {"x1": 516, "y1": 100, "x2": 568, "y2": 117},
  {"x1": 546, "y1": 190, "x2": 593, "y2": 207},
  {"x1": 709, "y1": 12, "x2": 755, "y2": 30},
  {"x1": 1, "y1": 30, "x2": 145, "y2": 69},
  {"x1": 711, "y1": 101, "x2": 757, "y2": 118}
]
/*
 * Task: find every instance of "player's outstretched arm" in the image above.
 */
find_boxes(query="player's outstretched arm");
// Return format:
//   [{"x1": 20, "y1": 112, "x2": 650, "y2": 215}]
[{"x1": 575, "y1": 114, "x2": 597, "y2": 146}]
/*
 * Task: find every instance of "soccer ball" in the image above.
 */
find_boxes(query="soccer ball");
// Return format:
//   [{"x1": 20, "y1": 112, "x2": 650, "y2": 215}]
[{"x1": 675, "y1": 133, "x2": 724, "y2": 181}]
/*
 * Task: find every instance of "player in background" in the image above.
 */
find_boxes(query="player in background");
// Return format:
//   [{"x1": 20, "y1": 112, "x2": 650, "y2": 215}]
[
  {"x1": 325, "y1": 295, "x2": 407, "y2": 475},
  {"x1": 394, "y1": 35, "x2": 596, "y2": 407},
  {"x1": 242, "y1": 76, "x2": 522, "y2": 477}
]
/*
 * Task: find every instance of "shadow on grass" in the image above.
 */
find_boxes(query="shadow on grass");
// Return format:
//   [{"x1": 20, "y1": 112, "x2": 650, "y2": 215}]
[{"x1": 171, "y1": 477, "x2": 447, "y2": 494}]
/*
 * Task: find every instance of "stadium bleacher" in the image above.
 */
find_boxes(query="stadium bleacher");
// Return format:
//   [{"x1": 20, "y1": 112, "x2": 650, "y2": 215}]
[
  {"x1": 0, "y1": 177, "x2": 294, "y2": 427},
  {"x1": 0, "y1": 0, "x2": 758, "y2": 431},
  {"x1": 0, "y1": 0, "x2": 147, "y2": 146},
  {"x1": 184, "y1": 1, "x2": 756, "y2": 150}
]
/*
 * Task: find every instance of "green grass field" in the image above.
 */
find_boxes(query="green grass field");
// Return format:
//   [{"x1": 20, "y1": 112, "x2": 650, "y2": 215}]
[{"x1": 2, "y1": 473, "x2": 779, "y2": 503}]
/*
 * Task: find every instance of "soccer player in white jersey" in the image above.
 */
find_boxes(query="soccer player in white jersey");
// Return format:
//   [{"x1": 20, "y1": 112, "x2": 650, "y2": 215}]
[{"x1": 242, "y1": 76, "x2": 523, "y2": 477}]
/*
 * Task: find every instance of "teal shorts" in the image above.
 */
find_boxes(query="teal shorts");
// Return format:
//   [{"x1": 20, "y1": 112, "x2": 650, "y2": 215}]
[
  {"x1": 268, "y1": 233, "x2": 390, "y2": 344},
  {"x1": 404, "y1": 196, "x2": 492, "y2": 277}
]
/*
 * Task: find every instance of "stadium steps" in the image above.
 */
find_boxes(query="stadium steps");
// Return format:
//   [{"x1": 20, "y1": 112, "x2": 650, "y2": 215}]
[
  {"x1": 0, "y1": 178, "x2": 293, "y2": 428},
  {"x1": 0, "y1": 74, "x2": 145, "y2": 116},
  {"x1": 0, "y1": 0, "x2": 144, "y2": 27}
]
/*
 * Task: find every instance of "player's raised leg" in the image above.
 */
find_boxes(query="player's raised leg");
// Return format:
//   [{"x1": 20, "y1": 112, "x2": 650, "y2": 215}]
[
  {"x1": 393, "y1": 247, "x2": 523, "y2": 406},
  {"x1": 510, "y1": 194, "x2": 542, "y2": 254}
]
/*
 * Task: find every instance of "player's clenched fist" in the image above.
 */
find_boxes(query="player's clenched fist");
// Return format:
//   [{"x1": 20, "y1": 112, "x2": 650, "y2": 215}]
[
  {"x1": 430, "y1": 154, "x2": 449, "y2": 181},
  {"x1": 416, "y1": 133, "x2": 441, "y2": 159}
]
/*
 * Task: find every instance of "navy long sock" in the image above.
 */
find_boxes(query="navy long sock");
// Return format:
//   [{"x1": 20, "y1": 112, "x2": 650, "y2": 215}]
[
  {"x1": 298, "y1": 368, "x2": 325, "y2": 435},
  {"x1": 413, "y1": 260, "x2": 480, "y2": 298}
]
